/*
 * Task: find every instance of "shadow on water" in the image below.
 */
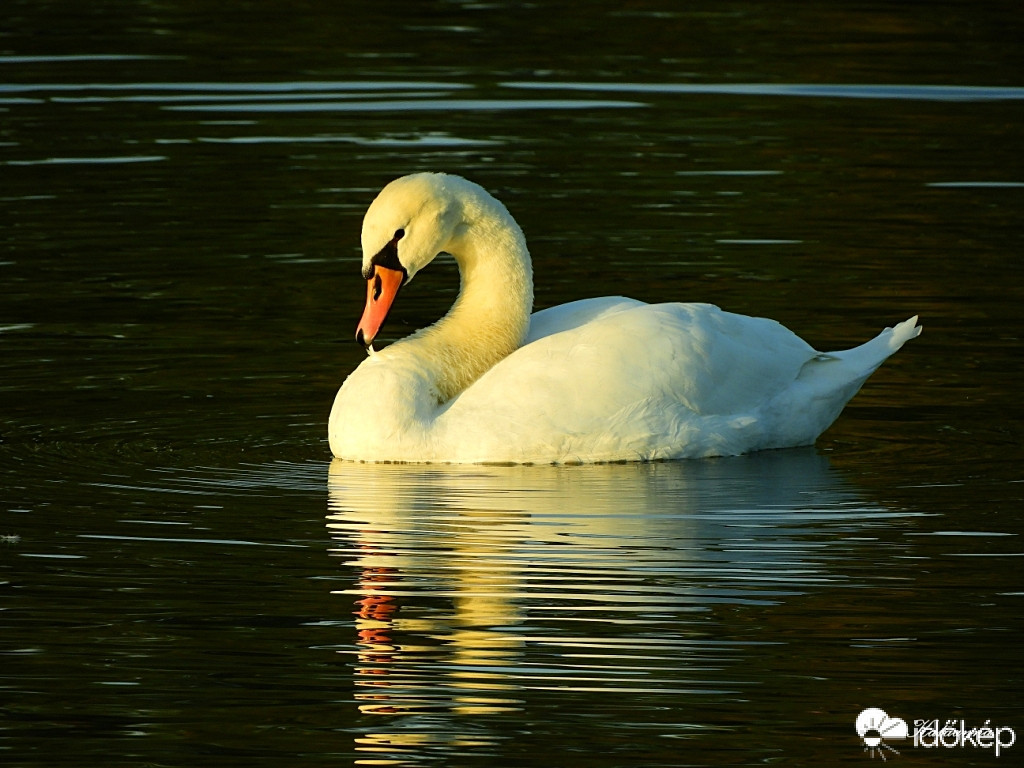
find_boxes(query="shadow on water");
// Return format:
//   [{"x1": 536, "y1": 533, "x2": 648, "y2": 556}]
[{"x1": 324, "y1": 449, "x2": 923, "y2": 765}]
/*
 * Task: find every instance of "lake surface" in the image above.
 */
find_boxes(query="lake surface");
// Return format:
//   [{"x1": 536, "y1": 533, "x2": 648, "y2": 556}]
[{"x1": 2, "y1": 2, "x2": 1023, "y2": 766}]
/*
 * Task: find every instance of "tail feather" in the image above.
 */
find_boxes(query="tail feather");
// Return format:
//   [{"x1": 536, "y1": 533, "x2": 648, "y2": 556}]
[
  {"x1": 827, "y1": 315, "x2": 921, "y2": 376},
  {"x1": 887, "y1": 315, "x2": 923, "y2": 351},
  {"x1": 761, "y1": 316, "x2": 921, "y2": 451}
]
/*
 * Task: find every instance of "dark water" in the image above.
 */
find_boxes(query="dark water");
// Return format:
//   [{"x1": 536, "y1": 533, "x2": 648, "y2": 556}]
[{"x1": 3, "y1": 2, "x2": 1023, "y2": 766}]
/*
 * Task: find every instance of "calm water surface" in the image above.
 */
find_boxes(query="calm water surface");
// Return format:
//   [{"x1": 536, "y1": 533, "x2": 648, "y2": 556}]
[{"x1": 2, "y1": 2, "x2": 1023, "y2": 766}]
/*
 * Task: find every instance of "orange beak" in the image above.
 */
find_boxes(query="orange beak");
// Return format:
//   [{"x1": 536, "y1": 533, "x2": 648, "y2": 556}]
[{"x1": 356, "y1": 264, "x2": 405, "y2": 348}]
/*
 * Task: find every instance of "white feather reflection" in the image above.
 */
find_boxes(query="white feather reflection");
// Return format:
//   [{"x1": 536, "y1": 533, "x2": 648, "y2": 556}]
[{"x1": 326, "y1": 450, "x2": 911, "y2": 764}]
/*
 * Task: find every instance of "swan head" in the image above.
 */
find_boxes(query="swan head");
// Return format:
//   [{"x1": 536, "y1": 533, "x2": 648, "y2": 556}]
[{"x1": 356, "y1": 173, "x2": 464, "y2": 348}]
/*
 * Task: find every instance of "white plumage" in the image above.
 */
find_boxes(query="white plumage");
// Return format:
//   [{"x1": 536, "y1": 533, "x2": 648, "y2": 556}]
[{"x1": 329, "y1": 173, "x2": 920, "y2": 463}]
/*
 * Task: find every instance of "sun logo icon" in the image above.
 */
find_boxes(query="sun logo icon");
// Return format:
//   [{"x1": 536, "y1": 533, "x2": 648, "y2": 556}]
[{"x1": 856, "y1": 707, "x2": 909, "y2": 760}]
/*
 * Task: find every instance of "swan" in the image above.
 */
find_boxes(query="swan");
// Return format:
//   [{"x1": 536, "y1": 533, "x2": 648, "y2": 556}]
[{"x1": 328, "y1": 172, "x2": 920, "y2": 463}]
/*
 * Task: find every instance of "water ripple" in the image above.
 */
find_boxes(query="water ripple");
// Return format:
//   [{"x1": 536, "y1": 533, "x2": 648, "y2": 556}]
[
  {"x1": 164, "y1": 98, "x2": 644, "y2": 114},
  {"x1": 503, "y1": 81, "x2": 1024, "y2": 102}
]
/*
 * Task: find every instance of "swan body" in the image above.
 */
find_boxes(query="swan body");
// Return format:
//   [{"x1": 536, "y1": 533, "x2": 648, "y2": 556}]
[{"x1": 329, "y1": 173, "x2": 920, "y2": 463}]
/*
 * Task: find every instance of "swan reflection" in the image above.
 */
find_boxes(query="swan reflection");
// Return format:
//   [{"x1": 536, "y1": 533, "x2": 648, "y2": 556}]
[{"x1": 326, "y1": 449, "x2": 901, "y2": 764}]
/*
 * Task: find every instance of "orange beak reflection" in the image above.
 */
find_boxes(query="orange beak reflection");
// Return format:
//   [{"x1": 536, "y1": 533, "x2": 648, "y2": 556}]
[{"x1": 356, "y1": 265, "x2": 405, "y2": 348}]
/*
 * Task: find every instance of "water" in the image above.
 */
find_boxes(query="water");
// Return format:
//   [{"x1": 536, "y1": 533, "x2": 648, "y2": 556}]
[{"x1": 2, "y1": 1, "x2": 1023, "y2": 765}]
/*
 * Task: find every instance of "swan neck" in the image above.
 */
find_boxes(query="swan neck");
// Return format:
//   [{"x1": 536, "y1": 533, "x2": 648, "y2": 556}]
[{"x1": 412, "y1": 190, "x2": 533, "y2": 403}]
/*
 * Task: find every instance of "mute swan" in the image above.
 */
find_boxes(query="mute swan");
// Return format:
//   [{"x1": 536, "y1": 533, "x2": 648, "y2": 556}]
[{"x1": 329, "y1": 172, "x2": 920, "y2": 463}]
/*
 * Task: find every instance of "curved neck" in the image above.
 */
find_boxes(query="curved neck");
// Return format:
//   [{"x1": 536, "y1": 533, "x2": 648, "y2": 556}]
[{"x1": 395, "y1": 188, "x2": 534, "y2": 403}]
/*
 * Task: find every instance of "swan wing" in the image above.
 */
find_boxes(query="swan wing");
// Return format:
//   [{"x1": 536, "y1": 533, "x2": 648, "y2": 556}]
[{"x1": 437, "y1": 300, "x2": 820, "y2": 461}]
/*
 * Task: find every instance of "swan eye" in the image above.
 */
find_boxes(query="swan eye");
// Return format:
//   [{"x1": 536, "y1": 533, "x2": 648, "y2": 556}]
[{"x1": 393, "y1": 228, "x2": 405, "y2": 241}]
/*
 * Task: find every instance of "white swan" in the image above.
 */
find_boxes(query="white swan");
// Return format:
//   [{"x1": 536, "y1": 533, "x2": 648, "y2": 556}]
[{"x1": 329, "y1": 173, "x2": 920, "y2": 463}]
